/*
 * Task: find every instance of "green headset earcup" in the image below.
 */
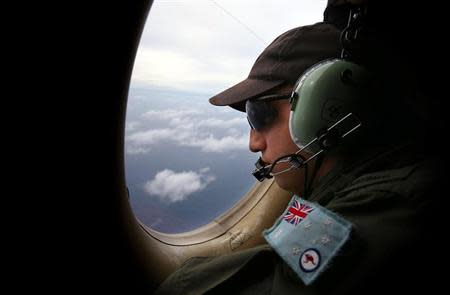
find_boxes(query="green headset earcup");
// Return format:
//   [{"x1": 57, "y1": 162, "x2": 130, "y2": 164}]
[{"x1": 289, "y1": 59, "x2": 376, "y2": 153}]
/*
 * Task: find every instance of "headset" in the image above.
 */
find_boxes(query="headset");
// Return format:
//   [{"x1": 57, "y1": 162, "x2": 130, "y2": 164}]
[
  {"x1": 289, "y1": 57, "x2": 376, "y2": 155},
  {"x1": 252, "y1": 7, "x2": 379, "y2": 188}
]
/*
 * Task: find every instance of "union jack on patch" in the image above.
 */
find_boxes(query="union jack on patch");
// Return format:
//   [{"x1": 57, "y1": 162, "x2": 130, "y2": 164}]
[{"x1": 283, "y1": 199, "x2": 314, "y2": 226}]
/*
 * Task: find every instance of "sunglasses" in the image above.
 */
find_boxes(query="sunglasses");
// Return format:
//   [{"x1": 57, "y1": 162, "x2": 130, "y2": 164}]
[{"x1": 245, "y1": 93, "x2": 293, "y2": 131}]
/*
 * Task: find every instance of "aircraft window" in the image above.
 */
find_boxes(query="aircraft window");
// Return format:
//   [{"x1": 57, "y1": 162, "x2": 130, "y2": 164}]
[{"x1": 126, "y1": 0, "x2": 326, "y2": 234}]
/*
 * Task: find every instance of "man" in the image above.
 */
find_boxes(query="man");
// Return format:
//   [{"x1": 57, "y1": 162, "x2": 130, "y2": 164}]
[{"x1": 155, "y1": 21, "x2": 442, "y2": 294}]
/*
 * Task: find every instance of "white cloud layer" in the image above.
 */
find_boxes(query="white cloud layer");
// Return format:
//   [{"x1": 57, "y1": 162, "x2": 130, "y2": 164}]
[
  {"x1": 142, "y1": 109, "x2": 201, "y2": 121},
  {"x1": 183, "y1": 134, "x2": 248, "y2": 153},
  {"x1": 126, "y1": 145, "x2": 152, "y2": 155},
  {"x1": 126, "y1": 108, "x2": 249, "y2": 154},
  {"x1": 144, "y1": 168, "x2": 216, "y2": 202}
]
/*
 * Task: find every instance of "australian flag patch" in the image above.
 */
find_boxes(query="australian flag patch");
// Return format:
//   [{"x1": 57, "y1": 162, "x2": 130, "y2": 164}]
[
  {"x1": 263, "y1": 195, "x2": 352, "y2": 285},
  {"x1": 283, "y1": 199, "x2": 314, "y2": 226}
]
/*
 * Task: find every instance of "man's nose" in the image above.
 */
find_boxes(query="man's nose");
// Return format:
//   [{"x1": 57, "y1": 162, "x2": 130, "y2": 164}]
[{"x1": 249, "y1": 129, "x2": 266, "y2": 153}]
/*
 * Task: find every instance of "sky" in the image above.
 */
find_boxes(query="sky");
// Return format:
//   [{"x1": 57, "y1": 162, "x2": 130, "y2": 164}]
[
  {"x1": 125, "y1": 88, "x2": 255, "y2": 232},
  {"x1": 125, "y1": 0, "x2": 327, "y2": 233},
  {"x1": 132, "y1": 0, "x2": 328, "y2": 93}
]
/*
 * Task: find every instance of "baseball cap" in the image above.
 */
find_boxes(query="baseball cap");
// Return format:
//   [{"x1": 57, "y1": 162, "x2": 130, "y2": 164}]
[{"x1": 209, "y1": 22, "x2": 342, "y2": 111}]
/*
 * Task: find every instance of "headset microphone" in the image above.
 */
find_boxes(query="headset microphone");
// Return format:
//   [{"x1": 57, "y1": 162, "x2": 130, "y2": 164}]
[
  {"x1": 252, "y1": 158, "x2": 273, "y2": 181},
  {"x1": 252, "y1": 154, "x2": 307, "y2": 182}
]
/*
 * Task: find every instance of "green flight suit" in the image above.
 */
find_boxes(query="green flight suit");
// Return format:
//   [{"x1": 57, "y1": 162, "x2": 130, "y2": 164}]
[{"x1": 155, "y1": 143, "x2": 443, "y2": 294}]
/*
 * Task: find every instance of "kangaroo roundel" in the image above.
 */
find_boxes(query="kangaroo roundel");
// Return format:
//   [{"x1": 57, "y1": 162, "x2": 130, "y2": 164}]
[{"x1": 299, "y1": 248, "x2": 321, "y2": 272}]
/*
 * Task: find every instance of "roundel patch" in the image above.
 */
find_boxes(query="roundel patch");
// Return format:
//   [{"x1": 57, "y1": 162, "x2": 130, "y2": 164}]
[{"x1": 299, "y1": 248, "x2": 321, "y2": 272}]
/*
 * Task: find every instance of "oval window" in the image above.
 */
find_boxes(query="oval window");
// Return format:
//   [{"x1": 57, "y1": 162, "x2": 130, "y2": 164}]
[{"x1": 126, "y1": 0, "x2": 326, "y2": 233}]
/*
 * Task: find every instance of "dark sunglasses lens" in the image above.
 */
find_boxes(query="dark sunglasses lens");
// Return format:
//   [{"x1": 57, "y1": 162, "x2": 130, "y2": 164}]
[{"x1": 245, "y1": 100, "x2": 278, "y2": 131}]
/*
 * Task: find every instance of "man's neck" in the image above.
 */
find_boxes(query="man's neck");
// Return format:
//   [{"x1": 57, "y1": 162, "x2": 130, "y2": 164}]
[{"x1": 310, "y1": 155, "x2": 338, "y2": 190}]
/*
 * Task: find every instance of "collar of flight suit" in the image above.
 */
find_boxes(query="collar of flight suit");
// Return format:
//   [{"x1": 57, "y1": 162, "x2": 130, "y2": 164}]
[{"x1": 306, "y1": 141, "x2": 419, "y2": 206}]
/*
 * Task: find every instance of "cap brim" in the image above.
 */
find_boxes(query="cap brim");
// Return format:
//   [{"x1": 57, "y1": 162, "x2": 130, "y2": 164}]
[{"x1": 209, "y1": 78, "x2": 284, "y2": 112}]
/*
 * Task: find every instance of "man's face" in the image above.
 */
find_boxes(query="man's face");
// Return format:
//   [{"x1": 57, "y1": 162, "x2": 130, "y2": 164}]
[{"x1": 247, "y1": 89, "x2": 311, "y2": 195}]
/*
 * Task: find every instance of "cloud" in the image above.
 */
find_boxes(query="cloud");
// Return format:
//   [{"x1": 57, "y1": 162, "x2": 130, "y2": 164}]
[
  {"x1": 126, "y1": 108, "x2": 249, "y2": 154},
  {"x1": 144, "y1": 168, "x2": 216, "y2": 202},
  {"x1": 125, "y1": 121, "x2": 142, "y2": 132},
  {"x1": 196, "y1": 117, "x2": 246, "y2": 129},
  {"x1": 142, "y1": 109, "x2": 201, "y2": 121},
  {"x1": 126, "y1": 127, "x2": 248, "y2": 153},
  {"x1": 126, "y1": 145, "x2": 151, "y2": 155},
  {"x1": 127, "y1": 128, "x2": 176, "y2": 146},
  {"x1": 182, "y1": 134, "x2": 248, "y2": 153}
]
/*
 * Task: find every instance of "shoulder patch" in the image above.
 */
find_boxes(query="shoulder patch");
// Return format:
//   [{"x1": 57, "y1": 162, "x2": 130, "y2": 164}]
[{"x1": 263, "y1": 195, "x2": 352, "y2": 285}]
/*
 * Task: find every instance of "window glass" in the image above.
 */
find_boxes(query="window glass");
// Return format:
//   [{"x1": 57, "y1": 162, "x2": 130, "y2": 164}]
[{"x1": 126, "y1": 0, "x2": 326, "y2": 233}]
